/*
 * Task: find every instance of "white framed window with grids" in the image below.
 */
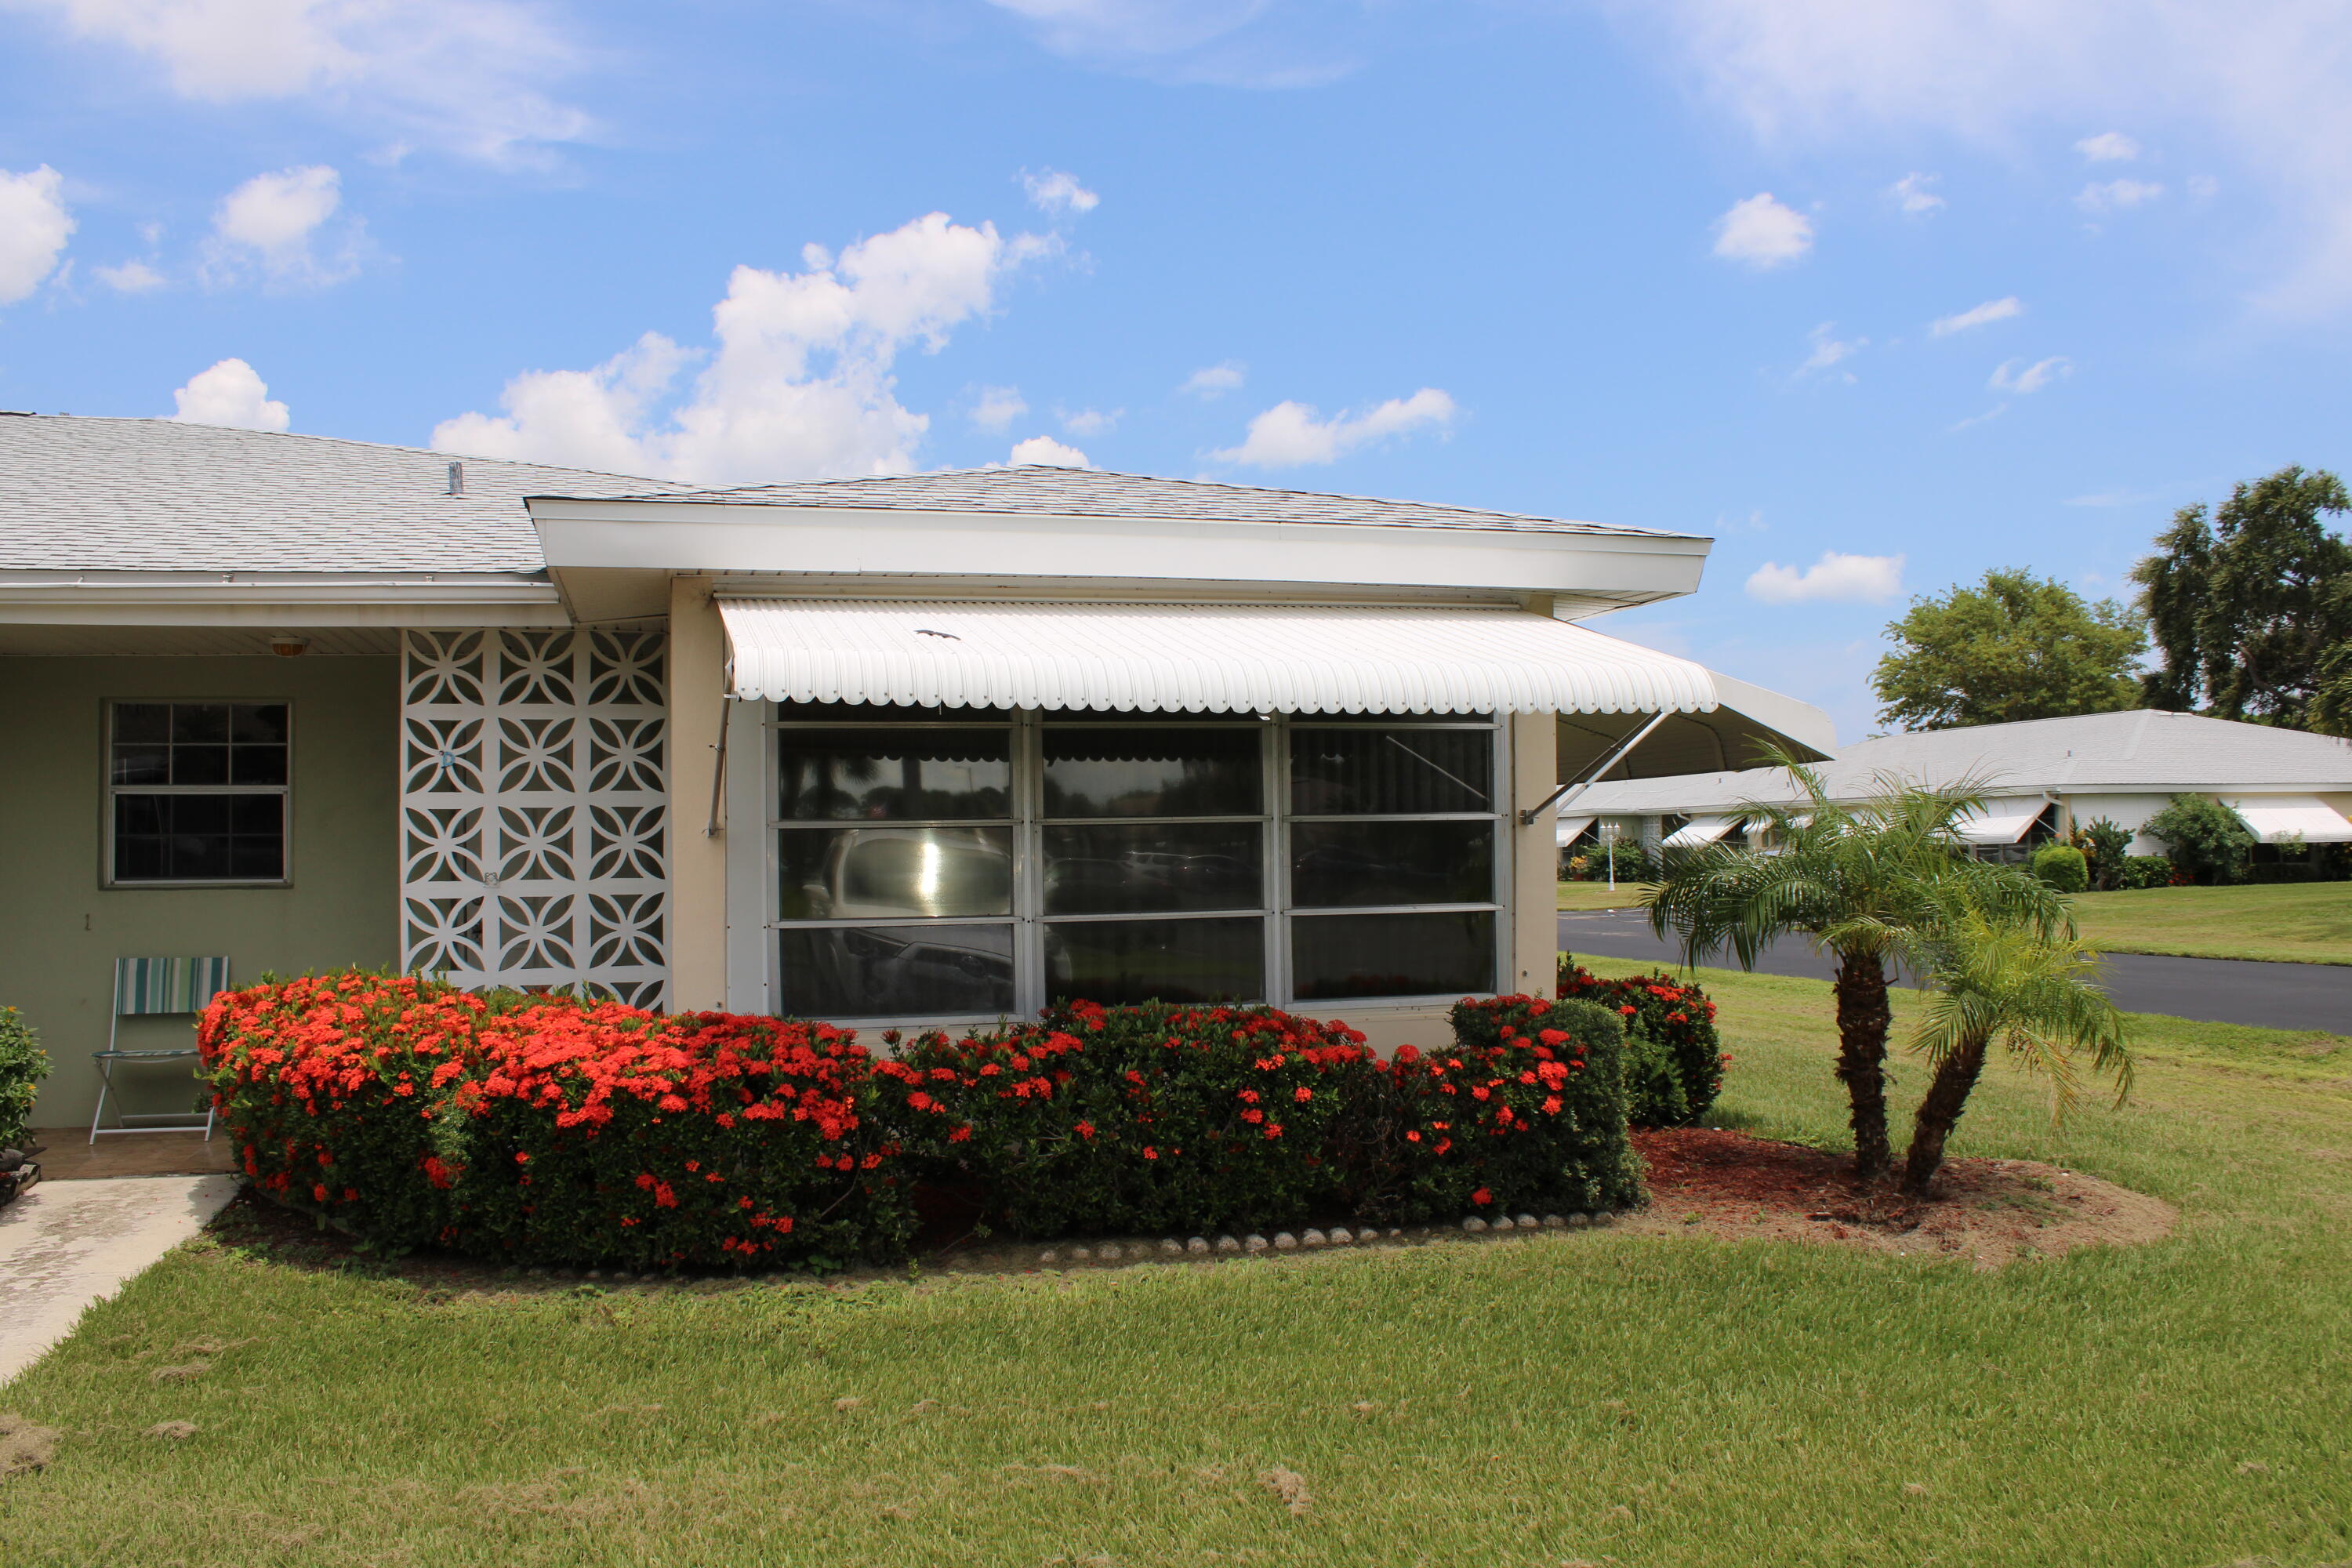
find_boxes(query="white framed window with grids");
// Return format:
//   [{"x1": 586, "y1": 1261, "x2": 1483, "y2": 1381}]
[
  {"x1": 731, "y1": 701, "x2": 1509, "y2": 1021},
  {"x1": 103, "y1": 699, "x2": 292, "y2": 887}
]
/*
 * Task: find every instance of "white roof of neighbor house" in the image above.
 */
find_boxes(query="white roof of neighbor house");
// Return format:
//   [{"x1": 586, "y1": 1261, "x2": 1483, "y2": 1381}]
[
  {"x1": 609, "y1": 466, "x2": 1696, "y2": 540},
  {"x1": 719, "y1": 598, "x2": 1729, "y2": 715},
  {"x1": 0, "y1": 414, "x2": 690, "y2": 575},
  {"x1": 1571, "y1": 710, "x2": 2352, "y2": 815}
]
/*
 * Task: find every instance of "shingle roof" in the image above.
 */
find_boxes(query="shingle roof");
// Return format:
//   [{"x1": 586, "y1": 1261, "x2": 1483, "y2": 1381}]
[
  {"x1": 1573, "y1": 710, "x2": 2352, "y2": 813},
  {"x1": 0, "y1": 415, "x2": 689, "y2": 575},
  {"x1": 597, "y1": 465, "x2": 1689, "y2": 539}
]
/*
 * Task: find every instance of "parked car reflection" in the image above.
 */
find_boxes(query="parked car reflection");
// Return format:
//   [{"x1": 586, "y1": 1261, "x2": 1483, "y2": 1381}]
[{"x1": 779, "y1": 826, "x2": 1014, "y2": 920}]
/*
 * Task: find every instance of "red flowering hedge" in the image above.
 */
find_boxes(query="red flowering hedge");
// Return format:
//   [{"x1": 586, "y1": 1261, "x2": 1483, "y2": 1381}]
[
  {"x1": 201, "y1": 972, "x2": 1646, "y2": 1267},
  {"x1": 1557, "y1": 960, "x2": 1725, "y2": 1127}
]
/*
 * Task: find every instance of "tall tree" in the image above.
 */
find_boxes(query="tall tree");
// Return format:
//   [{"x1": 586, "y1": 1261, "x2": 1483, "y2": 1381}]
[
  {"x1": 1645, "y1": 760, "x2": 2069, "y2": 1183},
  {"x1": 1872, "y1": 568, "x2": 2147, "y2": 731},
  {"x1": 2132, "y1": 466, "x2": 2352, "y2": 728}
]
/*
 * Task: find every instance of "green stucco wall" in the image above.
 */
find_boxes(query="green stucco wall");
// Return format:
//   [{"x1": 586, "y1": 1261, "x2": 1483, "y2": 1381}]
[{"x1": 0, "y1": 655, "x2": 399, "y2": 1129}]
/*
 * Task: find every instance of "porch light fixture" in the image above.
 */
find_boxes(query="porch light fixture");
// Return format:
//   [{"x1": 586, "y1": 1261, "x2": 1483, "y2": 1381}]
[{"x1": 268, "y1": 634, "x2": 310, "y2": 658}]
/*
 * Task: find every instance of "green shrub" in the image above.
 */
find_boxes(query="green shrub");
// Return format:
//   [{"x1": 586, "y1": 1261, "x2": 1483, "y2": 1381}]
[
  {"x1": 0, "y1": 1006, "x2": 50, "y2": 1150},
  {"x1": 875, "y1": 1001, "x2": 1383, "y2": 1237},
  {"x1": 2143, "y1": 796, "x2": 2256, "y2": 884},
  {"x1": 2119, "y1": 855, "x2": 2177, "y2": 890},
  {"x1": 1435, "y1": 996, "x2": 1642, "y2": 1218},
  {"x1": 2031, "y1": 844, "x2": 2090, "y2": 894},
  {"x1": 1555, "y1": 961, "x2": 1726, "y2": 1125},
  {"x1": 2071, "y1": 817, "x2": 2133, "y2": 891}
]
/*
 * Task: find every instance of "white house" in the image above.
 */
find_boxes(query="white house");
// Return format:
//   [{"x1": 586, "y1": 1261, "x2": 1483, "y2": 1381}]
[
  {"x1": 1, "y1": 413, "x2": 1832, "y2": 1128},
  {"x1": 1559, "y1": 708, "x2": 2352, "y2": 859}
]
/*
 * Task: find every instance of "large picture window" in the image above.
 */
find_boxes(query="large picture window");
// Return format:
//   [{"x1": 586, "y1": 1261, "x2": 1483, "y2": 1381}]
[
  {"x1": 106, "y1": 700, "x2": 291, "y2": 885},
  {"x1": 762, "y1": 704, "x2": 1504, "y2": 1019}
]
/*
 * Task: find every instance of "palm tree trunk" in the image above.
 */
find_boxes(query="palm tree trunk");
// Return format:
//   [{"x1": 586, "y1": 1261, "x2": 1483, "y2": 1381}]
[
  {"x1": 1902, "y1": 1033, "x2": 1990, "y2": 1196},
  {"x1": 1832, "y1": 950, "x2": 1894, "y2": 1182}
]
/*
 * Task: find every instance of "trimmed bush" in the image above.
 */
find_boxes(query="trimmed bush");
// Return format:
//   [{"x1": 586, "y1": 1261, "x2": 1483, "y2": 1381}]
[
  {"x1": 1556, "y1": 961, "x2": 1726, "y2": 1126},
  {"x1": 875, "y1": 1001, "x2": 1385, "y2": 1236},
  {"x1": 2031, "y1": 844, "x2": 2090, "y2": 894},
  {"x1": 2119, "y1": 855, "x2": 2177, "y2": 890},
  {"x1": 1425, "y1": 996, "x2": 1641, "y2": 1218},
  {"x1": 202, "y1": 972, "x2": 1648, "y2": 1266},
  {"x1": 445, "y1": 1003, "x2": 910, "y2": 1271},
  {"x1": 0, "y1": 1006, "x2": 50, "y2": 1151}
]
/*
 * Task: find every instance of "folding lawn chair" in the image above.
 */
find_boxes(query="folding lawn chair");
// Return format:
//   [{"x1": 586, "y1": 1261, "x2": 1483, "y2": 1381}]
[{"x1": 89, "y1": 956, "x2": 230, "y2": 1145}]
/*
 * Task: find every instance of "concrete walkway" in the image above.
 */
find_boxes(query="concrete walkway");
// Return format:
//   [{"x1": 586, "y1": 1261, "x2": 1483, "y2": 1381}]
[
  {"x1": 1561, "y1": 909, "x2": 2352, "y2": 1033},
  {"x1": 0, "y1": 1175, "x2": 239, "y2": 1385}
]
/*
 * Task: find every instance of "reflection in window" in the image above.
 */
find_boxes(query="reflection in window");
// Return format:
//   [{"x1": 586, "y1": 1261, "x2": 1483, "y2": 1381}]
[
  {"x1": 1290, "y1": 821, "x2": 1492, "y2": 908},
  {"x1": 1043, "y1": 822, "x2": 1261, "y2": 914},
  {"x1": 778, "y1": 924, "x2": 1015, "y2": 1018},
  {"x1": 779, "y1": 827, "x2": 1014, "y2": 920},
  {"x1": 1045, "y1": 917, "x2": 1264, "y2": 1006},
  {"x1": 1290, "y1": 727, "x2": 1491, "y2": 815},
  {"x1": 1290, "y1": 911, "x2": 1496, "y2": 1000},
  {"x1": 777, "y1": 728, "x2": 1011, "y2": 820},
  {"x1": 1043, "y1": 726, "x2": 1261, "y2": 818}
]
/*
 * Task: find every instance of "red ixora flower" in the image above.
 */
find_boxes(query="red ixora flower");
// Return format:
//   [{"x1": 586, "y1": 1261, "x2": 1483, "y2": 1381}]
[{"x1": 1471, "y1": 1187, "x2": 1493, "y2": 1206}]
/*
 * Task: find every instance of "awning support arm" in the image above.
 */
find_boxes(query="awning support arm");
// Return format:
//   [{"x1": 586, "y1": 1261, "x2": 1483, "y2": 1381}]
[
  {"x1": 705, "y1": 696, "x2": 732, "y2": 838},
  {"x1": 1518, "y1": 710, "x2": 1672, "y2": 826}
]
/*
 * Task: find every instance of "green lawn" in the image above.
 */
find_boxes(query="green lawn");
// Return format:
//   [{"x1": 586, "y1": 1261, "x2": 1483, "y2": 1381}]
[
  {"x1": 2067, "y1": 880, "x2": 2352, "y2": 965},
  {"x1": 5, "y1": 967, "x2": 2350, "y2": 1566},
  {"x1": 1558, "y1": 879, "x2": 1650, "y2": 909}
]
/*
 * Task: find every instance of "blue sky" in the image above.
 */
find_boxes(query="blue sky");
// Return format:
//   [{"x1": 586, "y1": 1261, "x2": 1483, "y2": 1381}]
[{"x1": 5, "y1": 1, "x2": 2350, "y2": 739}]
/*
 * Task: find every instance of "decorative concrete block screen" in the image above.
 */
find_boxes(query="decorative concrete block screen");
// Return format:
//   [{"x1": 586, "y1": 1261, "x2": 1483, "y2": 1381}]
[{"x1": 399, "y1": 630, "x2": 670, "y2": 1007}]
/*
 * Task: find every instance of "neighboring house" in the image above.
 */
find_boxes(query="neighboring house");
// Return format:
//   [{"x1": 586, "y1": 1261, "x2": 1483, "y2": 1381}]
[
  {"x1": 1, "y1": 414, "x2": 1830, "y2": 1128},
  {"x1": 1559, "y1": 709, "x2": 2352, "y2": 862}
]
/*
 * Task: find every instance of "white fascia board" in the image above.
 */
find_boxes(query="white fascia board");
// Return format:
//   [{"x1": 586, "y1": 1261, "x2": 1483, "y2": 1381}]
[
  {"x1": 0, "y1": 571, "x2": 564, "y2": 628},
  {"x1": 527, "y1": 499, "x2": 1712, "y2": 604}
]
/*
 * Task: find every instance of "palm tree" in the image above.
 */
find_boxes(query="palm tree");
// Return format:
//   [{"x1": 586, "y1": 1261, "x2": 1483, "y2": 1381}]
[
  {"x1": 1899, "y1": 900, "x2": 2132, "y2": 1196},
  {"x1": 1645, "y1": 759, "x2": 2068, "y2": 1183}
]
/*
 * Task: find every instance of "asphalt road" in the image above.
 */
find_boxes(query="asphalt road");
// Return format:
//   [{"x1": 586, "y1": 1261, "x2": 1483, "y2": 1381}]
[{"x1": 1559, "y1": 909, "x2": 2352, "y2": 1034}]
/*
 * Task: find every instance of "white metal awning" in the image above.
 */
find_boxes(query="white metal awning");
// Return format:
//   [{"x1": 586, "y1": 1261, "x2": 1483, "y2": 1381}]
[
  {"x1": 1955, "y1": 802, "x2": 2049, "y2": 844},
  {"x1": 1663, "y1": 812, "x2": 1741, "y2": 848},
  {"x1": 1555, "y1": 813, "x2": 1597, "y2": 846},
  {"x1": 717, "y1": 599, "x2": 1730, "y2": 716},
  {"x1": 2223, "y1": 796, "x2": 2352, "y2": 844}
]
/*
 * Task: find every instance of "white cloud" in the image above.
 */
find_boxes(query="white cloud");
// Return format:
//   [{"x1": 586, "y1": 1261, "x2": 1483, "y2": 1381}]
[
  {"x1": 1210, "y1": 387, "x2": 1455, "y2": 467},
  {"x1": 7, "y1": 0, "x2": 589, "y2": 166},
  {"x1": 1889, "y1": 171, "x2": 1944, "y2": 214},
  {"x1": 982, "y1": 0, "x2": 1347, "y2": 86},
  {"x1": 1061, "y1": 407, "x2": 1119, "y2": 437},
  {"x1": 971, "y1": 385, "x2": 1027, "y2": 432},
  {"x1": 0, "y1": 165, "x2": 74, "y2": 304},
  {"x1": 205, "y1": 165, "x2": 360, "y2": 285},
  {"x1": 433, "y1": 210, "x2": 1055, "y2": 484},
  {"x1": 168, "y1": 358, "x2": 289, "y2": 431},
  {"x1": 1180, "y1": 360, "x2": 1246, "y2": 397},
  {"x1": 95, "y1": 259, "x2": 165, "y2": 292},
  {"x1": 1990, "y1": 354, "x2": 2071, "y2": 394},
  {"x1": 2075, "y1": 130, "x2": 2141, "y2": 162},
  {"x1": 1745, "y1": 550, "x2": 1905, "y2": 604},
  {"x1": 1022, "y1": 168, "x2": 1099, "y2": 215},
  {"x1": 1798, "y1": 322, "x2": 1864, "y2": 376},
  {"x1": 1711, "y1": 191, "x2": 1813, "y2": 267},
  {"x1": 1008, "y1": 434, "x2": 1091, "y2": 466},
  {"x1": 2077, "y1": 177, "x2": 2164, "y2": 212},
  {"x1": 1611, "y1": 2, "x2": 2352, "y2": 312},
  {"x1": 1929, "y1": 296, "x2": 2023, "y2": 336}
]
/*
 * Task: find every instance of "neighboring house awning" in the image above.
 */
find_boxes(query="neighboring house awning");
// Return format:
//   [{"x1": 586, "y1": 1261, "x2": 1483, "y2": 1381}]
[
  {"x1": 717, "y1": 599, "x2": 1729, "y2": 715},
  {"x1": 1555, "y1": 813, "x2": 1598, "y2": 847},
  {"x1": 1955, "y1": 802, "x2": 2049, "y2": 844},
  {"x1": 1663, "y1": 813, "x2": 1742, "y2": 848},
  {"x1": 2223, "y1": 796, "x2": 2352, "y2": 844}
]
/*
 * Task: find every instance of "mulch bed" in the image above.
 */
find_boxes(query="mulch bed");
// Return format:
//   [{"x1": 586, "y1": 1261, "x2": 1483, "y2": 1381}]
[{"x1": 1626, "y1": 1126, "x2": 2177, "y2": 1265}]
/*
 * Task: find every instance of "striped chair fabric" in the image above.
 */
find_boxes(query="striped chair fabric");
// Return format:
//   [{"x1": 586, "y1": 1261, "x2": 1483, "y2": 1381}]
[{"x1": 113, "y1": 956, "x2": 233, "y2": 1017}]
